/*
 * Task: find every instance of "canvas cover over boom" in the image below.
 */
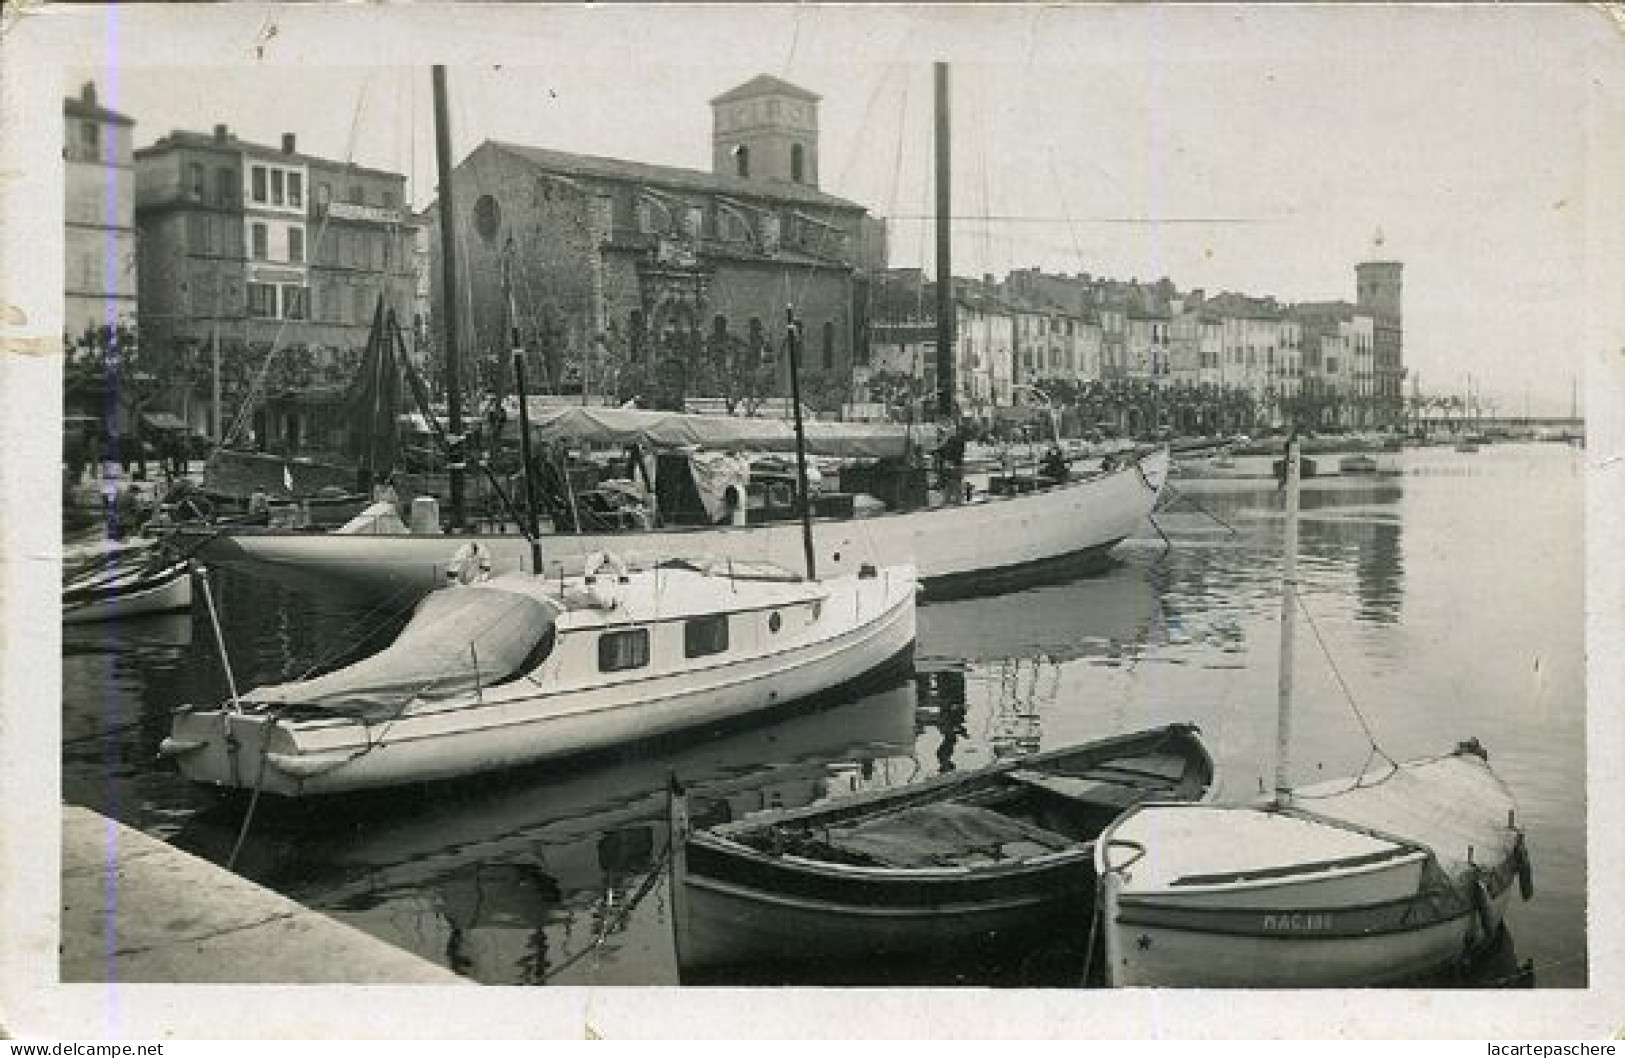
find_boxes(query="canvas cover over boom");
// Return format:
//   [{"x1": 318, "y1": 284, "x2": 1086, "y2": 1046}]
[
  {"x1": 248, "y1": 577, "x2": 562, "y2": 718},
  {"x1": 1292, "y1": 753, "x2": 1518, "y2": 882}
]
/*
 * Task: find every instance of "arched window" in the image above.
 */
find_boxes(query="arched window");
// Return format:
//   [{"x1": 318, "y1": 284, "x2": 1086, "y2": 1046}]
[
  {"x1": 629, "y1": 309, "x2": 645, "y2": 362},
  {"x1": 790, "y1": 144, "x2": 805, "y2": 183},
  {"x1": 822, "y1": 321, "x2": 835, "y2": 370},
  {"x1": 734, "y1": 145, "x2": 750, "y2": 179},
  {"x1": 711, "y1": 314, "x2": 728, "y2": 359},
  {"x1": 749, "y1": 317, "x2": 767, "y2": 364}
]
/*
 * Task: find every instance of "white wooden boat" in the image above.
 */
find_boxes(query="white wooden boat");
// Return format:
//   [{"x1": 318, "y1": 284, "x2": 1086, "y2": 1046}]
[
  {"x1": 63, "y1": 550, "x2": 193, "y2": 624},
  {"x1": 1096, "y1": 747, "x2": 1532, "y2": 987},
  {"x1": 669, "y1": 724, "x2": 1213, "y2": 982},
  {"x1": 181, "y1": 443, "x2": 1169, "y2": 603},
  {"x1": 1092, "y1": 437, "x2": 1533, "y2": 987},
  {"x1": 160, "y1": 554, "x2": 916, "y2": 798}
]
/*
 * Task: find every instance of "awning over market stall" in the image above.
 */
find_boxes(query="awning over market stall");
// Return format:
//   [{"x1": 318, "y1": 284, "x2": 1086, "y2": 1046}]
[{"x1": 507, "y1": 403, "x2": 940, "y2": 460}]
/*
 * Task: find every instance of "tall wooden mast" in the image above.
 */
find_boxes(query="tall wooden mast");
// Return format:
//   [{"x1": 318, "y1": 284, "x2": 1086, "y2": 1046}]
[
  {"x1": 933, "y1": 62, "x2": 955, "y2": 422},
  {"x1": 432, "y1": 65, "x2": 467, "y2": 530}
]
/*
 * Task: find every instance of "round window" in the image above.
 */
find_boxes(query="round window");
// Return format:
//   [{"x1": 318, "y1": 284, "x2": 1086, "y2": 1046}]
[
  {"x1": 473, "y1": 194, "x2": 501, "y2": 242},
  {"x1": 768, "y1": 611, "x2": 782, "y2": 634}
]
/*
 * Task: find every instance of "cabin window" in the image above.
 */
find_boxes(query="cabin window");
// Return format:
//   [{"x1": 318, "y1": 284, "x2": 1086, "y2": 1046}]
[
  {"x1": 684, "y1": 614, "x2": 729, "y2": 658},
  {"x1": 598, "y1": 628, "x2": 650, "y2": 672}
]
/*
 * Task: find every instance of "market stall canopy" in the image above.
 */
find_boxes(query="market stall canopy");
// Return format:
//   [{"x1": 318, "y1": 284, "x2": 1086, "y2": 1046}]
[{"x1": 508, "y1": 403, "x2": 940, "y2": 460}]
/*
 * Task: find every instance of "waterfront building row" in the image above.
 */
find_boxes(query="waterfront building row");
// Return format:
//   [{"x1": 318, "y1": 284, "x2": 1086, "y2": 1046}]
[
  {"x1": 867, "y1": 259, "x2": 1405, "y2": 432},
  {"x1": 64, "y1": 70, "x2": 1403, "y2": 447}
]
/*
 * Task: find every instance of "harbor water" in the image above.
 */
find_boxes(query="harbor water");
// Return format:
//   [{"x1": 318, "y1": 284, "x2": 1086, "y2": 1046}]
[{"x1": 61, "y1": 441, "x2": 1586, "y2": 987}]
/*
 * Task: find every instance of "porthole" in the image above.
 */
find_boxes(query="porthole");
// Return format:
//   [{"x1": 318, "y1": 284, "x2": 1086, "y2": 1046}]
[{"x1": 768, "y1": 611, "x2": 782, "y2": 634}]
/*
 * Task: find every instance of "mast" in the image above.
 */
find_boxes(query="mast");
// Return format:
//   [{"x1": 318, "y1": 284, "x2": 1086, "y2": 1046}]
[
  {"x1": 432, "y1": 65, "x2": 467, "y2": 530},
  {"x1": 511, "y1": 350, "x2": 544, "y2": 574},
  {"x1": 933, "y1": 62, "x2": 955, "y2": 422},
  {"x1": 785, "y1": 307, "x2": 818, "y2": 581},
  {"x1": 1273, "y1": 432, "x2": 1301, "y2": 805}
]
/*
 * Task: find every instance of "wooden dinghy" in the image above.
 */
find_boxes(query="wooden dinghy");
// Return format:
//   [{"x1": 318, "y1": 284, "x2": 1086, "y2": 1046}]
[
  {"x1": 63, "y1": 547, "x2": 193, "y2": 625},
  {"x1": 1096, "y1": 744, "x2": 1533, "y2": 988},
  {"x1": 669, "y1": 723, "x2": 1212, "y2": 983}
]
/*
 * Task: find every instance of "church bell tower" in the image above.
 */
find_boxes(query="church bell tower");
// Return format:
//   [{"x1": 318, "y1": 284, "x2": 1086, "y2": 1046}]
[{"x1": 710, "y1": 74, "x2": 821, "y2": 187}]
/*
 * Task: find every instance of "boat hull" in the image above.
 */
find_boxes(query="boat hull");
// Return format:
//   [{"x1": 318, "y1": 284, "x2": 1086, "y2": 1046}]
[
  {"x1": 165, "y1": 570, "x2": 917, "y2": 797},
  {"x1": 1100, "y1": 876, "x2": 1513, "y2": 987},
  {"x1": 63, "y1": 562, "x2": 193, "y2": 625},
  {"x1": 675, "y1": 852, "x2": 1096, "y2": 981},
  {"x1": 182, "y1": 447, "x2": 1169, "y2": 602}
]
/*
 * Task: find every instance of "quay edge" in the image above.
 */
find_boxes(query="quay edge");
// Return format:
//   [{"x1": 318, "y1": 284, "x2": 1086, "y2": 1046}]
[{"x1": 60, "y1": 805, "x2": 467, "y2": 985}]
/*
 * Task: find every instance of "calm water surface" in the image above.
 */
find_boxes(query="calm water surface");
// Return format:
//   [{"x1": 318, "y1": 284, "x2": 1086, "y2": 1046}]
[{"x1": 62, "y1": 442, "x2": 1586, "y2": 987}]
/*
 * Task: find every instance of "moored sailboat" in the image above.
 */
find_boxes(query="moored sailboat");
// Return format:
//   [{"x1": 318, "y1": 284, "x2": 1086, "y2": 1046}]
[{"x1": 1092, "y1": 436, "x2": 1534, "y2": 987}]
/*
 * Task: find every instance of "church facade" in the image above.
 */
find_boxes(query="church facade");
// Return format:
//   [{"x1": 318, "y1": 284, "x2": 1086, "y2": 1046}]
[{"x1": 428, "y1": 74, "x2": 887, "y2": 412}]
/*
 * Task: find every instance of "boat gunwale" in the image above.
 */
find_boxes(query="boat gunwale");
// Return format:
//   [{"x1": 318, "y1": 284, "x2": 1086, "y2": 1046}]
[{"x1": 706, "y1": 724, "x2": 1210, "y2": 840}]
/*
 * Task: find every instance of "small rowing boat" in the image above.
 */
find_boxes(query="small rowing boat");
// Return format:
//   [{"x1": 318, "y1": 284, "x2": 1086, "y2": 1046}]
[
  {"x1": 63, "y1": 546, "x2": 193, "y2": 624},
  {"x1": 669, "y1": 723, "x2": 1212, "y2": 983}
]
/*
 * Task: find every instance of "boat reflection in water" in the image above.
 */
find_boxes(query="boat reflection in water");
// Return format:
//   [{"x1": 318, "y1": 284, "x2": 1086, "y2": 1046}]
[{"x1": 166, "y1": 679, "x2": 921, "y2": 984}]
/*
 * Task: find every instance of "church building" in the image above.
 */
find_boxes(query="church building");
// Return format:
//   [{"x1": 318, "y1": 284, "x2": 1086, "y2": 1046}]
[{"x1": 428, "y1": 74, "x2": 887, "y2": 412}]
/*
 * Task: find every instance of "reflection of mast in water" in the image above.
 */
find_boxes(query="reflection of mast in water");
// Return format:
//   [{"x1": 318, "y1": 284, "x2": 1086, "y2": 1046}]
[
  {"x1": 915, "y1": 668, "x2": 970, "y2": 773},
  {"x1": 987, "y1": 656, "x2": 1058, "y2": 761}
]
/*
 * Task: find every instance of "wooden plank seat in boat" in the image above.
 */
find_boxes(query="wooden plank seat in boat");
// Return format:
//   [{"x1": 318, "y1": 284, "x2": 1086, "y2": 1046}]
[{"x1": 1004, "y1": 770, "x2": 1152, "y2": 811}]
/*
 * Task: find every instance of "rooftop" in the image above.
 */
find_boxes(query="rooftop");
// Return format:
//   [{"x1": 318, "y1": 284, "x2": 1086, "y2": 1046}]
[
  {"x1": 135, "y1": 129, "x2": 406, "y2": 183},
  {"x1": 710, "y1": 74, "x2": 821, "y2": 106},
  {"x1": 64, "y1": 83, "x2": 133, "y2": 128},
  {"x1": 486, "y1": 140, "x2": 865, "y2": 213}
]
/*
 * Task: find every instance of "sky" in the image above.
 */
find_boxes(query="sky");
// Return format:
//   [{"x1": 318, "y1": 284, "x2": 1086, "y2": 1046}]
[{"x1": 64, "y1": 3, "x2": 1624, "y2": 417}]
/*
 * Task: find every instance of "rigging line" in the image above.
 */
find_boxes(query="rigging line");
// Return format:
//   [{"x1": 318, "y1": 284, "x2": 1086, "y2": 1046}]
[
  {"x1": 1044, "y1": 148, "x2": 1091, "y2": 275},
  {"x1": 782, "y1": 65, "x2": 896, "y2": 345},
  {"x1": 225, "y1": 69, "x2": 379, "y2": 447},
  {"x1": 1292, "y1": 589, "x2": 1396, "y2": 766},
  {"x1": 881, "y1": 213, "x2": 1266, "y2": 225}
]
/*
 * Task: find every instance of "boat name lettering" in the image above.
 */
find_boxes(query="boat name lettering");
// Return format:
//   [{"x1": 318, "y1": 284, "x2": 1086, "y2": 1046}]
[{"x1": 1260, "y1": 912, "x2": 1334, "y2": 932}]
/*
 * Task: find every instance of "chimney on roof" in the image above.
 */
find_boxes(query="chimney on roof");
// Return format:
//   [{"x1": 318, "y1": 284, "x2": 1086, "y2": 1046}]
[
  {"x1": 213, "y1": 124, "x2": 228, "y2": 143},
  {"x1": 281, "y1": 133, "x2": 296, "y2": 154},
  {"x1": 81, "y1": 82, "x2": 97, "y2": 106}
]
